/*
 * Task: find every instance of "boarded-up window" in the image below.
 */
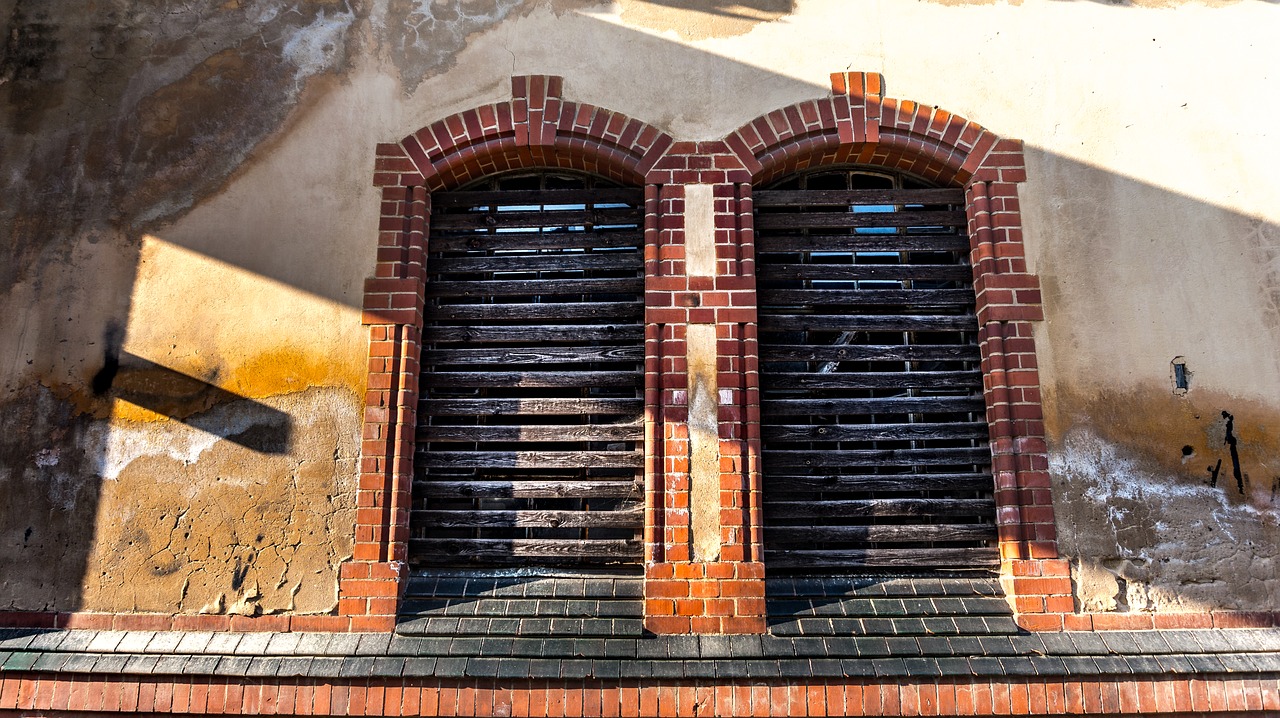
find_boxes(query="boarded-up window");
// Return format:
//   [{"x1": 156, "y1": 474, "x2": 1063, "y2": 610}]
[
  {"x1": 410, "y1": 172, "x2": 644, "y2": 570},
  {"x1": 755, "y1": 169, "x2": 998, "y2": 572}
]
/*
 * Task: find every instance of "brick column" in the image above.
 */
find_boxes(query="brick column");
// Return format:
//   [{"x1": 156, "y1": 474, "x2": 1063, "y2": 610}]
[
  {"x1": 642, "y1": 144, "x2": 766, "y2": 633},
  {"x1": 340, "y1": 161, "x2": 430, "y2": 631},
  {"x1": 967, "y1": 168, "x2": 1070, "y2": 631}
]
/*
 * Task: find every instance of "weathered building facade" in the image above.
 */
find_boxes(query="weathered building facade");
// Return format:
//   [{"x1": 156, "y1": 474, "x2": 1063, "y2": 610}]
[{"x1": 2, "y1": 0, "x2": 1279, "y2": 715}]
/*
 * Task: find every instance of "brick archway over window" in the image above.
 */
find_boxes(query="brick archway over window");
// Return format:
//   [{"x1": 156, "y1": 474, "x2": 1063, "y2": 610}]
[
  {"x1": 724, "y1": 72, "x2": 1070, "y2": 629},
  {"x1": 343, "y1": 78, "x2": 674, "y2": 631}
]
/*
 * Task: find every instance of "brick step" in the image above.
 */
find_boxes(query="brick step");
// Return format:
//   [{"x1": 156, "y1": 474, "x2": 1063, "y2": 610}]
[
  {"x1": 398, "y1": 572, "x2": 643, "y2": 637},
  {"x1": 766, "y1": 574, "x2": 1014, "y2": 636}
]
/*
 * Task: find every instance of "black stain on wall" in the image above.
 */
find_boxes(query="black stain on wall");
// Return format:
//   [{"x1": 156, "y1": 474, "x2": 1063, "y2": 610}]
[{"x1": 1221, "y1": 411, "x2": 1245, "y2": 494}]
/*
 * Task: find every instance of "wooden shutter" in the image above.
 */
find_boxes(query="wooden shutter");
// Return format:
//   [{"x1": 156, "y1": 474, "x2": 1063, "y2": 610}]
[
  {"x1": 411, "y1": 173, "x2": 644, "y2": 569},
  {"x1": 755, "y1": 170, "x2": 998, "y2": 571}
]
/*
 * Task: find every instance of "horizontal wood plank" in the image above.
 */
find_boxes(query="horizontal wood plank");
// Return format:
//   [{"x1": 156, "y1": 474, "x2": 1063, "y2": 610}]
[
  {"x1": 410, "y1": 538, "x2": 642, "y2": 560},
  {"x1": 421, "y1": 371, "x2": 639, "y2": 389},
  {"x1": 417, "y1": 451, "x2": 644, "y2": 469},
  {"x1": 418, "y1": 423, "x2": 643, "y2": 443},
  {"x1": 763, "y1": 472, "x2": 993, "y2": 494},
  {"x1": 767, "y1": 498, "x2": 995, "y2": 519},
  {"x1": 424, "y1": 345, "x2": 644, "y2": 365},
  {"x1": 430, "y1": 207, "x2": 642, "y2": 231},
  {"x1": 764, "y1": 547, "x2": 1000, "y2": 569},
  {"x1": 762, "y1": 370, "x2": 982, "y2": 390},
  {"x1": 430, "y1": 252, "x2": 640, "y2": 274},
  {"x1": 432, "y1": 188, "x2": 643, "y2": 207},
  {"x1": 758, "y1": 263, "x2": 971, "y2": 281},
  {"x1": 415, "y1": 480, "x2": 640, "y2": 500},
  {"x1": 753, "y1": 188, "x2": 964, "y2": 206},
  {"x1": 429, "y1": 230, "x2": 642, "y2": 252},
  {"x1": 428, "y1": 302, "x2": 642, "y2": 322},
  {"x1": 768, "y1": 523, "x2": 996, "y2": 543},
  {"x1": 761, "y1": 344, "x2": 980, "y2": 362},
  {"x1": 763, "y1": 447, "x2": 993, "y2": 468},
  {"x1": 755, "y1": 209, "x2": 967, "y2": 230},
  {"x1": 760, "y1": 396, "x2": 985, "y2": 416},
  {"x1": 425, "y1": 325, "x2": 645, "y2": 343},
  {"x1": 759, "y1": 314, "x2": 976, "y2": 332},
  {"x1": 426, "y1": 277, "x2": 643, "y2": 298},
  {"x1": 756, "y1": 234, "x2": 969, "y2": 253},
  {"x1": 420, "y1": 398, "x2": 643, "y2": 416},
  {"x1": 762, "y1": 421, "x2": 990, "y2": 442},
  {"x1": 759, "y1": 288, "x2": 976, "y2": 306},
  {"x1": 413, "y1": 509, "x2": 642, "y2": 529}
]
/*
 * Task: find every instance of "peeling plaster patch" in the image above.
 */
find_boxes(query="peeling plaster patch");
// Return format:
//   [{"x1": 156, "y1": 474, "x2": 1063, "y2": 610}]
[
  {"x1": 1051, "y1": 425, "x2": 1279, "y2": 612},
  {"x1": 282, "y1": 7, "x2": 357, "y2": 87},
  {"x1": 387, "y1": 0, "x2": 532, "y2": 91}
]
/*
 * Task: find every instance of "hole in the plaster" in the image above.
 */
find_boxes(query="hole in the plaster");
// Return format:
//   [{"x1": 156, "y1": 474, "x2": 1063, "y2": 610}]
[
  {"x1": 1171, "y1": 356, "x2": 1190, "y2": 394},
  {"x1": 1182, "y1": 445, "x2": 1194, "y2": 457}
]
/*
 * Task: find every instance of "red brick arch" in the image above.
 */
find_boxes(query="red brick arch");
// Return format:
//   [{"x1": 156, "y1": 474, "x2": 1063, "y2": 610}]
[
  {"x1": 726, "y1": 72, "x2": 1020, "y2": 188},
  {"x1": 726, "y1": 72, "x2": 1071, "y2": 630},
  {"x1": 377, "y1": 76, "x2": 674, "y2": 191}
]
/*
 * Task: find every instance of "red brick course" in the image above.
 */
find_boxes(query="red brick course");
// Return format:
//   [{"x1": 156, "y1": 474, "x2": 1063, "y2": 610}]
[{"x1": 1, "y1": 674, "x2": 1277, "y2": 716}]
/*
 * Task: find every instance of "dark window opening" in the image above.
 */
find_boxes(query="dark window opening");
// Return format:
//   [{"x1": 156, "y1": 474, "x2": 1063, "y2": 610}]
[
  {"x1": 755, "y1": 168, "x2": 998, "y2": 573},
  {"x1": 410, "y1": 171, "x2": 645, "y2": 573}
]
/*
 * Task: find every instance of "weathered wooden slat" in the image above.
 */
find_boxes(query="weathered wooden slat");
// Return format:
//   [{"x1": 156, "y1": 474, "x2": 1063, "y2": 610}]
[
  {"x1": 760, "y1": 289, "x2": 975, "y2": 307},
  {"x1": 430, "y1": 207, "x2": 642, "y2": 231},
  {"x1": 430, "y1": 253, "x2": 640, "y2": 274},
  {"x1": 413, "y1": 509, "x2": 642, "y2": 529},
  {"x1": 415, "y1": 480, "x2": 640, "y2": 500},
  {"x1": 762, "y1": 370, "x2": 982, "y2": 390},
  {"x1": 430, "y1": 299, "x2": 645, "y2": 322},
  {"x1": 420, "y1": 398, "x2": 643, "y2": 416},
  {"x1": 768, "y1": 523, "x2": 996, "y2": 544},
  {"x1": 425, "y1": 325, "x2": 644, "y2": 343},
  {"x1": 753, "y1": 188, "x2": 965, "y2": 206},
  {"x1": 763, "y1": 472, "x2": 993, "y2": 494},
  {"x1": 421, "y1": 371, "x2": 639, "y2": 389},
  {"x1": 428, "y1": 302, "x2": 642, "y2": 322},
  {"x1": 761, "y1": 344, "x2": 980, "y2": 362},
  {"x1": 418, "y1": 423, "x2": 643, "y2": 443},
  {"x1": 762, "y1": 421, "x2": 990, "y2": 442},
  {"x1": 755, "y1": 234, "x2": 968, "y2": 253},
  {"x1": 429, "y1": 230, "x2": 642, "y2": 252},
  {"x1": 411, "y1": 538, "x2": 642, "y2": 560},
  {"x1": 426, "y1": 278, "x2": 643, "y2": 298},
  {"x1": 755, "y1": 210, "x2": 967, "y2": 230},
  {"x1": 766, "y1": 498, "x2": 996, "y2": 519},
  {"x1": 763, "y1": 447, "x2": 992, "y2": 468},
  {"x1": 760, "y1": 397, "x2": 985, "y2": 416},
  {"x1": 431, "y1": 187, "x2": 644, "y2": 208},
  {"x1": 758, "y1": 314, "x2": 976, "y2": 332},
  {"x1": 764, "y1": 547, "x2": 1000, "y2": 569},
  {"x1": 417, "y1": 451, "x2": 644, "y2": 469},
  {"x1": 758, "y1": 263, "x2": 972, "y2": 281},
  {"x1": 424, "y1": 345, "x2": 644, "y2": 365}
]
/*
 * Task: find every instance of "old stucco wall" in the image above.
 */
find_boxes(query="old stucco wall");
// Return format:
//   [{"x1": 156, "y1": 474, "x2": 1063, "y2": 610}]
[{"x1": 2, "y1": 0, "x2": 1277, "y2": 615}]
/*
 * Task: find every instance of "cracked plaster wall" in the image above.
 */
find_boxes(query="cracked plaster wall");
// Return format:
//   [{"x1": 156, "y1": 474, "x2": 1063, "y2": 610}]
[{"x1": 2, "y1": 0, "x2": 1278, "y2": 614}]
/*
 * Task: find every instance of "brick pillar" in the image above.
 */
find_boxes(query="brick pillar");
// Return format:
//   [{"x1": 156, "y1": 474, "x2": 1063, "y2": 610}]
[
  {"x1": 967, "y1": 172, "x2": 1069, "y2": 631},
  {"x1": 340, "y1": 170, "x2": 429, "y2": 631},
  {"x1": 642, "y1": 145, "x2": 766, "y2": 634}
]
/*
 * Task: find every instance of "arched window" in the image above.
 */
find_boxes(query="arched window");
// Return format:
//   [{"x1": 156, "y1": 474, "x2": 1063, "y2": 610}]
[
  {"x1": 754, "y1": 167, "x2": 998, "y2": 573},
  {"x1": 409, "y1": 171, "x2": 646, "y2": 572}
]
